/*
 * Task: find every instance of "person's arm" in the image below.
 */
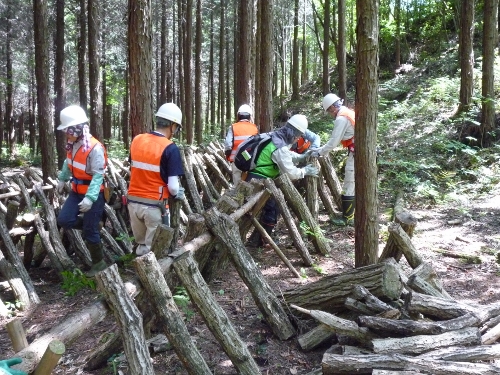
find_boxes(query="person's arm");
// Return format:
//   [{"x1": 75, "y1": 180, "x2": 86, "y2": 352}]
[
  {"x1": 58, "y1": 159, "x2": 71, "y2": 182},
  {"x1": 318, "y1": 117, "x2": 350, "y2": 156},
  {"x1": 160, "y1": 144, "x2": 185, "y2": 196},
  {"x1": 304, "y1": 129, "x2": 321, "y2": 149},
  {"x1": 224, "y1": 125, "x2": 234, "y2": 151},
  {"x1": 272, "y1": 147, "x2": 305, "y2": 180},
  {"x1": 85, "y1": 144, "x2": 106, "y2": 202}
]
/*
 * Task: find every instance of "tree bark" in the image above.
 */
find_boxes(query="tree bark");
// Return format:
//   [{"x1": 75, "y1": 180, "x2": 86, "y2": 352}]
[{"x1": 95, "y1": 265, "x2": 154, "y2": 375}]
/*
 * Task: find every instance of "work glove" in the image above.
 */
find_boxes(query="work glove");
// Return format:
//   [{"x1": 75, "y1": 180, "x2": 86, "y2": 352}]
[
  {"x1": 78, "y1": 197, "x2": 93, "y2": 213},
  {"x1": 304, "y1": 164, "x2": 319, "y2": 177},
  {"x1": 0, "y1": 358, "x2": 28, "y2": 375},
  {"x1": 57, "y1": 180, "x2": 66, "y2": 194},
  {"x1": 174, "y1": 187, "x2": 185, "y2": 201},
  {"x1": 295, "y1": 149, "x2": 313, "y2": 163},
  {"x1": 310, "y1": 149, "x2": 321, "y2": 158}
]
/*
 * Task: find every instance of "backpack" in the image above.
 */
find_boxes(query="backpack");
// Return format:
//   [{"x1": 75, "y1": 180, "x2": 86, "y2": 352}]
[{"x1": 233, "y1": 133, "x2": 273, "y2": 172}]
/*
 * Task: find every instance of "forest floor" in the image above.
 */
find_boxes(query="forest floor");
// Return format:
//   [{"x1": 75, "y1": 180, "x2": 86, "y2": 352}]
[{"x1": 1, "y1": 180, "x2": 500, "y2": 375}]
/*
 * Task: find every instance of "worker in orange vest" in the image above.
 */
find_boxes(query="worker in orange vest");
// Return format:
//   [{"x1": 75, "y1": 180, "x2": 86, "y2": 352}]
[
  {"x1": 312, "y1": 94, "x2": 355, "y2": 226},
  {"x1": 224, "y1": 104, "x2": 259, "y2": 185},
  {"x1": 127, "y1": 103, "x2": 185, "y2": 256},
  {"x1": 56, "y1": 105, "x2": 108, "y2": 277}
]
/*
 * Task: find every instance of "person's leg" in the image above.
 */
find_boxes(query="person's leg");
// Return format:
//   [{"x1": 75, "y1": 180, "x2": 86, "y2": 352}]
[
  {"x1": 57, "y1": 192, "x2": 82, "y2": 229},
  {"x1": 82, "y1": 193, "x2": 107, "y2": 276},
  {"x1": 231, "y1": 163, "x2": 242, "y2": 186},
  {"x1": 128, "y1": 202, "x2": 148, "y2": 254},
  {"x1": 334, "y1": 152, "x2": 355, "y2": 226},
  {"x1": 141, "y1": 206, "x2": 163, "y2": 254}
]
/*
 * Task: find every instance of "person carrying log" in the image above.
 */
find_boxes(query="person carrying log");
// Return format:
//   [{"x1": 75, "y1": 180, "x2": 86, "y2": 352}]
[
  {"x1": 127, "y1": 103, "x2": 185, "y2": 256},
  {"x1": 224, "y1": 104, "x2": 259, "y2": 185},
  {"x1": 56, "y1": 105, "x2": 108, "y2": 277},
  {"x1": 246, "y1": 114, "x2": 319, "y2": 247},
  {"x1": 311, "y1": 93, "x2": 356, "y2": 226}
]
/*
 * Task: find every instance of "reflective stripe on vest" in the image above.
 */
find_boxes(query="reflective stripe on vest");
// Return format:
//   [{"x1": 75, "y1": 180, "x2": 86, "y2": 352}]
[
  {"x1": 67, "y1": 136, "x2": 107, "y2": 195},
  {"x1": 338, "y1": 107, "x2": 356, "y2": 148},
  {"x1": 229, "y1": 121, "x2": 259, "y2": 161},
  {"x1": 127, "y1": 133, "x2": 173, "y2": 204}
]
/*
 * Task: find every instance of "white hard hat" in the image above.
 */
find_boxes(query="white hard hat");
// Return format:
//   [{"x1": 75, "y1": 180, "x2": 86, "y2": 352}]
[
  {"x1": 322, "y1": 93, "x2": 342, "y2": 111},
  {"x1": 156, "y1": 103, "x2": 182, "y2": 125},
  {"x1": 287, "y1": 114, "x2": 308, "y2": 134},
  {"x1": 237, "y1": 104, "x2": 252, "y2": 116},
  {"x1": 57, "y1": 105, "x2": 89, "y2": 130}
]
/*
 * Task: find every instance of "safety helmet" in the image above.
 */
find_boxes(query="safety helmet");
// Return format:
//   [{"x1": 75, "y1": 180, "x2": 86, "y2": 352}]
[
  {"x1": 237, "y1": 104, "x2": 252, "y2": 116},
  {"x1": 57, "y1": 105, "x2": 89, "y2": 130},
  {"x1": 322, "y1": 93, "x2": 342, "y2": 111},
  {"x1": 287, "y1": 114, "x2": 308, "y2": 134},
  {"x1": 156, "y1": 103, "x2": 182, "y2": 126}
]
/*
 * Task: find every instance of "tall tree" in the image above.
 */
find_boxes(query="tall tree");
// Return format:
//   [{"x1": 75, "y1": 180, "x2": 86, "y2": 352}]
[
  {"x1": 159, "y1": 1, "x2": 167, "y2": 104},
  {"x1": 33, "y1": 0, "x2": 56, "y2": 181},
  {"x1": 256, "y1": 0, "x2": 273, "y2": 133},
  {"x1": 291, "y1": 0, "x2": 299, "y2": 100},
  {"x1": 338, "y1": 0, "x2": 347, "y2": 102},
  {"x1": 54, "y1": 0, "x2": 66, "y2": 168},
  {"x1": 481, "y1": 0, "x2": 498, "y2": 147},
  {"x1": 355, "y1": 0, "x2": 379, "y2": 267},
  {"x1": 322, "y1": 0, "x2": 331, "y2": 95},
  {"x1": 88, "y1": 0, "x2": 103, "y2": 140},
  {"x1": 183, "y1": 0, "x2": 194, "y2": 143},
  {"x1": 128, "y1": 0, "x2": 153, "y2": 137},
  {"x1": 235, "y1": 0, "x2": 253, "y2": 108},
  {"x1": 194, "y1": 0, "x2": 203, "y2": 144},
  {"x1": 457, "y1": 0, "x2": 474, "y2": 115},
  {"x1": 78, "y1": 0, "x2": 87, "y2": 111},
  {"x1": 5, "y1": 0, "x2": 14, "y2": 156},
  {"x1": 395, "y1": 0, "x2": 401, "y2": 68},
  {"x1": 218, "y1": 0, "x2": 226, "y2": 138}
]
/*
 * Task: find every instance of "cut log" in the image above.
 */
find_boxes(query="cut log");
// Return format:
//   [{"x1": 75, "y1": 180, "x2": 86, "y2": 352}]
[
  {"x1": 318, "y1": 154, "x2": 342, "y2": 210},
  {"x1": 435, "y1": 249, "x2": 482, "y2": 264},
  {"x1": 172, "y1": 252, "x2": 261, "y2": 375},
  {"x1": 264, "y1": 179, "x2": 313, "y2": 266},
  {"x1": 281, "y1": 262, "x2": 403, "y2": 313},
  {"x1": 201, "y1": 152, "x2": 231, "y2": 190},
  {"x1": 103, "y1": 203, "x2": 132, "y2": 254},
  {"x1": 350, "y1": 285, "x2": 395, "y2": 314},
  {"x1": 205, "y1": 207, "x2": 295, "y2": 340},
  {"x1": 358, "y1": 312, "x2": 481, "y2": 337},
  {"x1": 274, "y1": 174, "x2": 331, "y2": 255},
  {"x1": 7, "y1": 318, "x2": 29, "y2": 352},
  {"x1": 291, "y1": 305, "x2": 376, "y2": 347},
  {"x1": 179, "y1": 147, "x2": 204, "y2": 213},
  {"x1": 482, "y1": 321, "x2": 500, "y2": 344},
  {"x1": 133, "y1": 252, "x2": 212, "y2": 374},
  {"x1": 95, "y1": 264, "x2": 155, "y2": 375},
  {"x1": 33, "y1": 339, "x2": 65, "y2": 375},
  {"x1": 386, "y1": 222, "x2": 422, "y2": 268},
  {"x1": 81, "y1": 330, "x2": 122, "y2": 371},
  {"x1": 297, "y1": 324, "x2": 336, "y2": 351},
  {"x1": 418, "y1": 343, "x2": 500, "y2": 361},
  {"x1": 322, "y1": 352, "x2": 500, "y2": 374},
  {"x1": 6, "y1": 200, "x2": 20, "y2": 229},
  {"x1": 150, "y1": 224, "x2": 174, "y2": 259},
  {"x1": 305, "y1": 158, "x2": 319, "y2": 221},
  {"x1": 372, "y1": 327, "x2": 481, "y2": 355},
  {"x1": 406, "y1": 261, "x2": 452, "y2": 299}
]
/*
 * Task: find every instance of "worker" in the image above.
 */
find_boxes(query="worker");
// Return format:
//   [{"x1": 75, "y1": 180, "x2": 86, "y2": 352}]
[
  {"x1": 56, "y1": 105, "x2": 108, "y2": 277},
  {"x1": 127, "y1": 103, "x2": 185, "y2": 256},
  {"x1": 246, "y1": 114, "x2": 318, "y2": 247},
  {"x1": 312, "y1": 93, "x2": 355, "y2": 225},
  {"x1": 224, "y1": 104, "x2": 259, "y2": 185}
]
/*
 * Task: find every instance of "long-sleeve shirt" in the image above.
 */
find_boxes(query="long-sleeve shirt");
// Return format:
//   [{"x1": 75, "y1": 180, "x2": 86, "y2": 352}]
[{"x1": 319, "y1": 114, "x2": 355, "y2": 156}]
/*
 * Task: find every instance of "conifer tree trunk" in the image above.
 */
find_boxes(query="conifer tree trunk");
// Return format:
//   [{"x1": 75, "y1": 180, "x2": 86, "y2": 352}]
[
  {"x1": 54, "y1": 0, "x2": 66, "y2": 168},
  {"x1": 338, "y1": 0, "x2": 347, "y2": 103},
  {"x1": 322, "y1": 0, "x2": 331, "y2": 95},
  {"x1": 183, "y1": 0, "x2": 194, "y2": 144},
  {"x1": 355, "y1": 0, "x2": 379, "y2": 267},
  {"x1": 88, "y1": 0, "x2": 103, "y2": 140},
  {"x1": 195, "y1": 0, "x2": 203, "y2": 144},
  {"x1": 291, "y1": 0, "x2": 299, "y2": 101},
  {"x1": 256, "y1": 0, "x2": 273, "y2": 133},
  {"x1": 78, "y1": 0, "x2": 87, "y2": 111},
  {"x1": 458, "y1": 0, "x2": 474, "y2": 115}
]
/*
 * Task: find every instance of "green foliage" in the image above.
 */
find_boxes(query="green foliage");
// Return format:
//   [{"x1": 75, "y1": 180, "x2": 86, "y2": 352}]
[
  {"x1": 173, "y1": 287, "x2": 195, "y2": 321},
  {"x1": 106, "y1": 139, "x2": 129, "y2": 161},
  {"x1": 300, "y1": 267, "x2": 308, "y2": 279},
  {"x1": 311, "y1": 263, "x2": 326, "y2": 275},
  {"x1": 4, "y1": 300, "x2": 24, "y2": 316},
  {"x1": 60, "y1": 268, "x2": 96, "y2": 296}
]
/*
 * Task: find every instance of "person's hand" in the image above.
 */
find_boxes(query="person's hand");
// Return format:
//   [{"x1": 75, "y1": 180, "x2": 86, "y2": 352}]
[
  {"x1": 57, "y1": 180, "x2": 66, "y2": 194},
  {"x1": 304, "y1": 164, "x2": 319, "y2": 177},
  {"x1": 78, "y1": 197, "x2": 93, "y2": 213},
  {"x1": 174, "y1": 187, "x2": 185, "y2": 201},
  {"x1": 0, "y1": 358, "x2": 28, "y2": 375},
  {"x1": 310, "y1": 149, "x2": 321, "y2": 158}
]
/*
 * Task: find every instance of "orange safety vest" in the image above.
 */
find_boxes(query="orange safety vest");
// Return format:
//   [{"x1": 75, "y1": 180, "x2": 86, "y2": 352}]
[
  {"x1": 229, "y1": 121, "x2": 259, "y2": 161},
  {"x1": 338, "y1": 107, "x2": 356, "y2": 148},
  {"x1": 67, "y1": 137, "x2": 107, "y2": 194},
  {"x1": 128, "y1": 133, "x2": 173, "y2": 205},
  {"x1": 292, "y1": 137, "x2": 311, "y2": 154}
]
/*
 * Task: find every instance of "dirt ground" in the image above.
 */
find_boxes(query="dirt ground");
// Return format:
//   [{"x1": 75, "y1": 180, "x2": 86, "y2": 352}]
[{"x1": 1, "y1": 184, "x2": 500, "y2": 375}]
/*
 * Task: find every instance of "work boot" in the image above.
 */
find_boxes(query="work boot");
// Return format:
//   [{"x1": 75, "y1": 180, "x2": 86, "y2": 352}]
[
  {"x1": 261, "y1": 222, "x2": 279, "y2": 246},
  {"x1": 246, "y1": 228, "x2": 263, "y2": 248},
  {"x1": 332, "y1": 195, "x2": 355, "y2": 226},
  {"x1": 85, "y1": 242, "x2": 107, "y2": 277}
]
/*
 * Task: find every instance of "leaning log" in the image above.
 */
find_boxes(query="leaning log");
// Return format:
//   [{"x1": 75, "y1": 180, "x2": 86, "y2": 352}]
[
  {"x1": 372, "y1": 327, "x2": 481, "y2": 355},
  {"x1": 274, "y1": 174, "x2": 331, "y2": 255},
  {"x1": 264, "y1": 179, "x2": 313, "y2": 266},
  {"x1": 322, "y1": 353, "x2": 500, "y2": 375},
  {"x1": 418, "y1": 343, "x2": 500, "y2": 362},
  {"x1": 95, "y1": 264, "x2": 155, "y2": 375},
  {"x1": 297, "y1": 324, "x2": 336, "y2": 351},
  {"x1": 281, "y1": 261, "x2": 403, "y2": 313},
  {"x1": 318, "y1": 154, "x2": 342, "y2": 210},
  {"x1": 172, "y1": 252, "x2": 261, "y2": 375},
  {"x1": 406, "y1": 261, "x2": 452, "y2": 299},
  {"x1": 134, "y1": 253, "x2": 212, "y2": 374},
  {"x1": 205, "y1": 207, "x2": 296, "y2": 340},
  {"x1": 386, "y1": 222, "x2": 422, "y2": 268}
]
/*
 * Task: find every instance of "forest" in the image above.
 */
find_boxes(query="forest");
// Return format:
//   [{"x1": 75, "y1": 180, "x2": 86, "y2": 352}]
[{"x1": 1, "y1": 0, "x2": 500, "y2": 374}]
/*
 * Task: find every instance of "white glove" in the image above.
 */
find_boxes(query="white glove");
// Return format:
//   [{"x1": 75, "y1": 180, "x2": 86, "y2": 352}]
[
  {"x1": 78, "y1": 197, "x2": 93, "y2": 212},
  {"x1": 310, "y1": 149, "x2": 321, "y2": 158},
  {"x1": 175, "y1": 187, "x2": 185, "y2": 201},
  {"x1": 57, "y1": 180, "x2": 66, "y2": 194},
  {"x1": 304, "y1": 164, "x2": 319, "y2": 177}
]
